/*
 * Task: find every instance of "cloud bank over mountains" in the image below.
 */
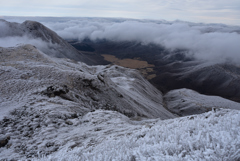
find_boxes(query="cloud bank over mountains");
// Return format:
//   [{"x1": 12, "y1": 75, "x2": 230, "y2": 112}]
[
  {"x1": 0, "y1": 20, "x2": 55, "y2": 51},
  {"x1": 1, "y1": 17, "x2": 240, "y2": 63},
  {"x1": 1, "y1": 0, "x2": 240, "y2": 25},
  {"x1": 45, "y1": 19, "x2": 240, "y2": 63},
  {"x1": 0, "y1": 19, "x2": 89, "y2": 62}
]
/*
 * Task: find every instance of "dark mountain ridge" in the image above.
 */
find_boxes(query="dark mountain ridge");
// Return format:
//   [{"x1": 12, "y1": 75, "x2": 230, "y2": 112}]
[{"x1": 67, "y1": 39, "x2": 240, "y2": 102}]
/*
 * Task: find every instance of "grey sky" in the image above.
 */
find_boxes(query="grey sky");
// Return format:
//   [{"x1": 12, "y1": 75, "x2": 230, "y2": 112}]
[{"x1": 0, "y1": 0, "x2": 240, "y2": 25}]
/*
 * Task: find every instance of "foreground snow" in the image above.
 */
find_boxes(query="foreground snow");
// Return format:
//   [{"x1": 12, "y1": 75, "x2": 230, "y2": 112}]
[{"x1": 35, "y1": 109, "x2": 240, "y2": 161}]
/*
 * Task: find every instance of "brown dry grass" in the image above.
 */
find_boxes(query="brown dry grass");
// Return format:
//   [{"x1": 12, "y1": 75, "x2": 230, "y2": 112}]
[
  {"x1": 102, "y1": 54, "x2": 156, "y2": 79},
  {"x1": 102, "y1": 54, "x2": 154, "y2": 69}
]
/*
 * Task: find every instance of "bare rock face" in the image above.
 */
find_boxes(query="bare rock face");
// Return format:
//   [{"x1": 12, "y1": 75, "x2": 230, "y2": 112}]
[
  {"x1": 0, "y1": 135, "x2": 10, "y2": 148},
  {"x1": 42, "y1": 85, "x2": 69, "y2": 97}
]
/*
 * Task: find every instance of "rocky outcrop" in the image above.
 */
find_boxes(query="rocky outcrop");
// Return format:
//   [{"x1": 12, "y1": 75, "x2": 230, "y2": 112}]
[
  {"x1": 0, "y1": 135, "x2": 10, "y2": 148},
  {"x1": 42, "y1": 85, "x2": 69, "y2": 97}
]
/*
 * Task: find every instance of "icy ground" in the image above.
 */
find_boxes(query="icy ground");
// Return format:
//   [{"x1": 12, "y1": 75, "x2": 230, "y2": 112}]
[
  {"x1": 35, "y1": 109, "x2": 240, "y2": 161},
  {"x1": 0, "y1": 45, "x2": 240, "y2": 160}
]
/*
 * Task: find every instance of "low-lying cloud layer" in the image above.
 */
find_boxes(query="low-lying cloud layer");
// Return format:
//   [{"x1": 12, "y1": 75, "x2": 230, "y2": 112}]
[
  {"x1": 1, "y1": 0, "x2": 240, "y2": 25},
  {"x1": 0, "y1": 20, "x2": 47, "y2": 47},
  {"x1": 0, "y1": 20, "x2": 67, "y2": 58},
  {"x1": 44, "y1": 18, "x2": 240, "y2": 63},
  {"x1": 1, "y1": 17, "x2": 240, "y2": 63}
]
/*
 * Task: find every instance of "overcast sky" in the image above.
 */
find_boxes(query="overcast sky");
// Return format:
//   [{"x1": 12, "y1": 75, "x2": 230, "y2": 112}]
[{"x1": 0, "y1": 0, "x2": 240, "y2": 26}]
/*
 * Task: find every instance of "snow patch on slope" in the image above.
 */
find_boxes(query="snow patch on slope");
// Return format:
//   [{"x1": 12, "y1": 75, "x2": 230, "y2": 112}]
[{"x1": 111, "y1": 76, "x2": 135, "y2": 90}]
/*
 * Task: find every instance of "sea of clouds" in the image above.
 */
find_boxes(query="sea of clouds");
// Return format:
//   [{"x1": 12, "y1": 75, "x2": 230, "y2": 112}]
[{"x1": 1, "y1": 17, "x2": 240, "y2": 63}]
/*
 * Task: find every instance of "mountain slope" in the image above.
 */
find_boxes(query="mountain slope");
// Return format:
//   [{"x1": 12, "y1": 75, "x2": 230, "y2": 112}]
[
  {"x1": 174, "y1": 62, "x2": 240, "y2": 102},
  {"x1": 1, "y1": 19, "x2": 240, "y2": 161},
  {"x1": 69, "y1": 39, "x2": 240, "y2": 102},
  {"x1": 0, "y1": 44, "x2": 174, "y2": 119},
  {"x1": 164, "y1": 88, "x2": 240, "y2": 116},
  {"x1": 0, "y1": 19, "x2": 93, "y2": 64},
  {"x1": 0, "y1": 44, "x2": 175, "y2": 159}
]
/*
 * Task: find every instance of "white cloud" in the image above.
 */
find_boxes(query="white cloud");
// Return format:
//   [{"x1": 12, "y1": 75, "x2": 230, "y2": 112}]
[
  {"x1": 1, "y1": 18, "x2": 240, "y2": 64},
  {"x1": 37, "y1": 18, "x2": 240, "y2": 63},
  {"x1": 0, "y1": 35, "x2": 62, "y2": 58},
  {"x1": 1, "y1": 0, "x2": 240, "y2": 25}
]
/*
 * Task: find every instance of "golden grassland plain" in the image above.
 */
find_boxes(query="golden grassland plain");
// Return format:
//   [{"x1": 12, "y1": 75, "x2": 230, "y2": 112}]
[{"x1": 102, "y1": 54, "x2": 156, "y2": 79}]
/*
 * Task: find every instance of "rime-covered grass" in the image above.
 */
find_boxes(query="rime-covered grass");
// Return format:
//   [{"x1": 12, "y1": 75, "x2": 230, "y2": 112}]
[{"x1": 36, "y1": 109, "x2": 240, "y2": 161}]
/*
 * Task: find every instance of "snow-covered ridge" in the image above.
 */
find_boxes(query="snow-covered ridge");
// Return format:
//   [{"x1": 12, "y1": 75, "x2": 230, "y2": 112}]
[
  {"x1": 0, "y1": 44, "x2": 174, "y2": 120},
  {"x1": 0, "y1": 44, "x2": 174, "y2": 159}
]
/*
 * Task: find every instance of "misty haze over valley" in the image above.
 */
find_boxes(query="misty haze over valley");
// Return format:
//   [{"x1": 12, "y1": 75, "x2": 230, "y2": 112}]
[{"x1": 0, "y1": 16, "x2": 240, "y2": 160}]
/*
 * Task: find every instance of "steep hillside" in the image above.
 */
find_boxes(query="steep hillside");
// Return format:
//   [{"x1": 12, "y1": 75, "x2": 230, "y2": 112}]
[
  {"x1": 0, "y1": 19, "x2": 93, "y2": 64},
  {"x1": 69, "y1": 39, "x2": 240, "y2": 102},
  {"x1": 173, "y1": 62, "x2": 240, "y2": 102},
  {"x1": 164, "y1": 88, "x2": 240, "y2": 116},
  {"x1": 0, "y1": 44, "x2": 174, "y2": 159}
]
